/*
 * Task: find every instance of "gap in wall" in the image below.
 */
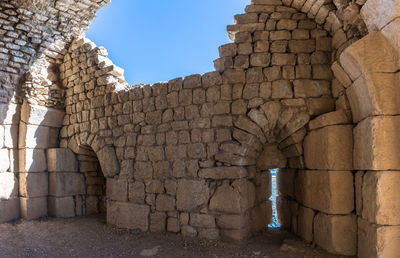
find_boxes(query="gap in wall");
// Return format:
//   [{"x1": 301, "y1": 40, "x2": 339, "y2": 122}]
[{"x1": 268, "y1": 168, "x2": 280, "y2": 228}]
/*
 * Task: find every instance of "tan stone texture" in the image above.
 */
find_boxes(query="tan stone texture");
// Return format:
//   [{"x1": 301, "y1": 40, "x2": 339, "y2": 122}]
[
  {"x1": 354, "y1": 116, "x2": 400, "y2": 170},
  {"x1": 304, "y1": 125, "x2": 353, "y2": 170},
  {"x1": 314, "y1": 213, "x2": 357, "y2": 256}
]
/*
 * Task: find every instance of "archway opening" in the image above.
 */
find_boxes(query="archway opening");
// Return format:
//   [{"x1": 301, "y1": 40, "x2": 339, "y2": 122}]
[{"x1": 77, "y1": 145, "x2": 107, "y2": 216}]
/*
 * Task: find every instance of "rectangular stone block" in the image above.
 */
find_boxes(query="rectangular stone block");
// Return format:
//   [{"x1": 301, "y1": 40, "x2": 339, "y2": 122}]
[
  {"x1": 0, "y1": 103, "x2": 20, "y2": 125},
  {"x1": 314, "y1": 213, "x2": 357, "y2": 256},
  {"x1": 198, "y1": 166, "x2": 248, "y2": 179},
  {"x1": 361, "y1": 171, "x2": 400, "y2": 225},
  {"x1": 21, "y1": 101, "x2": 65, "y2": 127},
  {"x1": 0, "y1": 149, "x2": 9, "y2": 172},
  {"x1": 19, "y1": 172, "x2": 48, "y2": 197},
  {"x1": 295, "y1": 170, "x2": 354, "y2": 214},
  {"x1": 297, "y1": 205, "x2": 315, "y2": 243},
  {"x1": 354, "y1": 116, "x2": 400, "y2": 170},
  {"x1": 4, "y1": 124, "x2": 18, "y2": 148},
  {"x1": 20, "y1": 197, "x2": 47, "y2": 220},
  {"x1": 47, "y1": 148, "x2": 78, "y2": 172},
  {"x1": 49, "y1": 172, "x2": 85, "y2": 197},
  {"x1": 107, "y1": 178, "x2": 128, "y2": 202},
  {"x1": 19, "y1": 148, "x2": 47, "y2": 172},
  {"x1": 304, "y1": 125, "x2": 353, "y2": 170},
  {"x1": 347, "y1": 73, "x2": 400, "y2": 123},
  {"x1": 358, "y1": 217, "x2": 400, "y2": 258},
  {"x1": 0, "y1": 172, "x2": 18, "y2": 199},
  {"x1": 19, "y1": 123, "x2": 50, "y2": 149},
  {"x1": 48, "y1": 196, "x2": 75, "y2": 218},
  {"x1": 107, "y1": 202, "x2": 150, "y2": 232},
  {"x1": 277, "y1": 168, "x2": 295, "y2": 198},
  {"x1": 0, "y1": 198, "x2": 20, "y2": 223}
]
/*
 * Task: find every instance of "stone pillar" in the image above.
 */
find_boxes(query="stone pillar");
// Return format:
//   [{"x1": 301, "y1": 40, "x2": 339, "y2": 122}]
[
  {"x1": 0, "y1": 103, "x2": 20, "y2": 223},
  {"x1": 47, "y1": 148, "x2": 84, "y2": 218},
  {"x1": 300, "y1": 117, "x2": 356, "y2": 256},
  {"x1": 18, "y1": 101, "x2": 65, "y2": 219}
]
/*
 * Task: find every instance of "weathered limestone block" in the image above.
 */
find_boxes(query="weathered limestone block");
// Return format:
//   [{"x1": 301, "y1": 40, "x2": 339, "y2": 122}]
[
  {"x1": 19, "y1": 172, "x2": 48, "y2": 197},
  {"x1": 97, "y1": 146, "x2": 119, "y2": 177},
  {"x1": 198, "y1": 166, "x2": 247, "y2": 179},
  {"x1": 150, "y1": 212, "x2": 167, "y2": 232},
  {"x1": 250, "y1": 201, "x2": 272, "y2": 232},
  {"x1": 47, "y1": 148, "x2": 78, "y2": 172},
  {"x1": 0, "y1": 103, "x2": 19, "y2": 125},
  {"x1": 382, "y1": 18, "x2": 400, "y2": 59},
  {"x1": 107, "y1": 178, "x2": 127, "y2": 202},
  {"x1": 190, "y1": 213, "x2": 216, "y2": 228},
  {"x1": 347, "y1": 72, "x2": 400, "y2": 123},
  {"x1": 0, "y1": 149, "x2": 10, "y2": 172},
  {"x1": 4, "y1": 125, "x2": 18, "y2": 149},
  {"x1": 220, "y1": 228, "x2": 250, "y2": 242},
  {"x1": 20, "y1": 197, "x2": 47, "y2": 220},
  {"x1": 19, "y1": 149, "x2": 47, "y2": 172},
  {"x1": 217, "y1": 214, "x2": 250, "y2": 229},
  {"x1": 167, "y1": 217, "x2": 180, "y2": 233},
  {"x1": 156, "y1": 194, "x2": 175, "y2": 211},
  {"x1": 297, "y1": 205, "x2": 315, "y2": 243},
  {"x1": 21, "y1": 101, "x2": 65, "y2": 127},
  {"x1": 340, "y1": 32, "x2": 398, "y2": 81},
  {"x1": 276, "y1": 197, "x2": 297, "y2": 231},
  {"x1": 304, "y1": 125, "x2": 353, "y2": 170},
  {"x1": 48, "y1": 196, "x2": 75, "y2": 218},
  {"x1": 295, "y1": 170, "x2": 354, "y2": 214},
  {"x1": 176, "y1": 180, "x2": 210, "y2": 212},
  {"x1": 277, "y1": 168, "x2": 295, "y2": 198},
  {"x1": 257, "y1": 145, "x2": 286, "y2": 170},
  {"x1": 0, "y1": 172, "x2": 18, "y2": 199},
  {"x1": 308, "y1": 110, "x2": 351, "y2": 131},
  {"x1": 49, "y1": 172, "x2": 85, "y2": 197},
  {"x1": 361, "y1": 0, "x2": 400, "y2": 31},
  {"x1": 19, "y1": 123, "x2": 51, "y2": 149},
  {"x1": 209, "y1": 180, "x2": 255, "y2": 214},
  {"x1": 361, "y1": 171, "x2": 400, "y2": 225},
  {"x1": 0, "y1": 198, "x2": 20, "y2": 223},
  {"x1": 293, "y1": 80, "x2": 330, "y2": 98},
  {"x1": 314, "y1": 213, "x2": 357, "y2": 256},
  {"x1": 354, "y1": 116, "x2": 400, "y2": 170},
  {"x1": 107, "y1": 202, "x2": 150, "y2": 231},
  {"x1": 358, "y1": 218, "x2": 400, "y2": 258}
]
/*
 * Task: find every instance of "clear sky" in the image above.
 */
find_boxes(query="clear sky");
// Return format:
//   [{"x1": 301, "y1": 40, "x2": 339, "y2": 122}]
[{"x1": 86, "y1": 0, "x2": 249, "y2": 85}]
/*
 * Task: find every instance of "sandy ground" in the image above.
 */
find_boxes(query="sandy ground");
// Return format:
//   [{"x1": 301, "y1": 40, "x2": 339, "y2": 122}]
[{"x1": 0, "y1": 215, "x2": 349, "y2": 258}]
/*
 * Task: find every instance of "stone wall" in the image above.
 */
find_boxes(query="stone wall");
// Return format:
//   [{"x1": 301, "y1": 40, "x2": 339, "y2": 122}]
[
  {"x1": 1, "y1": 0, "x2": 400, "y2": 257},
  {"x1": 56, "y1": 0, "x2": 358, "y2": 254}
]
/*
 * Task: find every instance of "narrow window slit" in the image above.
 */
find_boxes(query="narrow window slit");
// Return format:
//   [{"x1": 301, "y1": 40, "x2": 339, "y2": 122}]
[{"x1": 268, "y1": 168, "x2": 280, "y2": 228}]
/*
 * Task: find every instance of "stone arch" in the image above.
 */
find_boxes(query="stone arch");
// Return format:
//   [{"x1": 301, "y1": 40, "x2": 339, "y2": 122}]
[
  {"x1": 328, "y1": 1, "x2": 400, "y2": 256},
  {"x1": 66, "y1": 132, "x2": 120, "y2": 179}
]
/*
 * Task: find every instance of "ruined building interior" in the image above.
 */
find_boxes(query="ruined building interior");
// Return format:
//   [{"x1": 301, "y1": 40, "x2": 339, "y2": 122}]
[{"x1": 0, "y1": 0, "x2": 399, "y2": 257}]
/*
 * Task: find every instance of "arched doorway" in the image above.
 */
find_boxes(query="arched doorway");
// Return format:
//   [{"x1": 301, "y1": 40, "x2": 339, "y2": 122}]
[{"x1": 77, "y1": 144, "x2": 107, "y2": 215}]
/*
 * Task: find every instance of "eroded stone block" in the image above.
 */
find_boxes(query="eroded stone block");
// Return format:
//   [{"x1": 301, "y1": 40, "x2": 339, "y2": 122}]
[
  {"x1": 295, "y1": 170, "x2": 354, "y2": 214},
  {"x1": 107, "y1": 202, "x2": 149, "y2": 231},
  {"x1": 19, "y1": 172, "x2": 48, "y2": 197},
  {"x1": 48, "y1": 196, "x2": 75, "y2": 218},
  {"x1": 49, "y1": 172, "x2": 85, "y2": 197},
  {"x1": 47, "y1": 148, "x2": 78, "y2": 172},
  {"x1": 314, "y1": 213, "x2": 357, "y2": 256},
  {"x1": 20, "y1": 197, "x2": 47, "y2": 220},
  {"x1": 304, "y1": 125, "x2": 353, "y2": 170},
  {"x1": 354, "y1": 116, "x2": 400, "y2": 170}
]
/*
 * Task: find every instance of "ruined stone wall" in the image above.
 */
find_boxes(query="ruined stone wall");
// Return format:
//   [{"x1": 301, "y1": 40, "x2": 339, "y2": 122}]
[
  {"x1": 1, "y1": 0, "x2": 400, "y2": 257},
  {"x1": 56, "y1": 1, "x2": 358, "y2": 255},
  {"x1": 0, "y1": 0, "x2": 109, "y2": 222}
]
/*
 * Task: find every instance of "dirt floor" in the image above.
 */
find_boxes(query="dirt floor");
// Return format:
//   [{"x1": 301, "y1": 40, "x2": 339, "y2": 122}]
[{"x1": 0, "y1": 215, "x2": 349, "y2": 258}]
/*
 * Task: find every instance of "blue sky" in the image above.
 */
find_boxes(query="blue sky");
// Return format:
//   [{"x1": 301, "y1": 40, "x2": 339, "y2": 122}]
[{"x1": 86, "y1": 0, "x2": 249, "y2": 85}]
